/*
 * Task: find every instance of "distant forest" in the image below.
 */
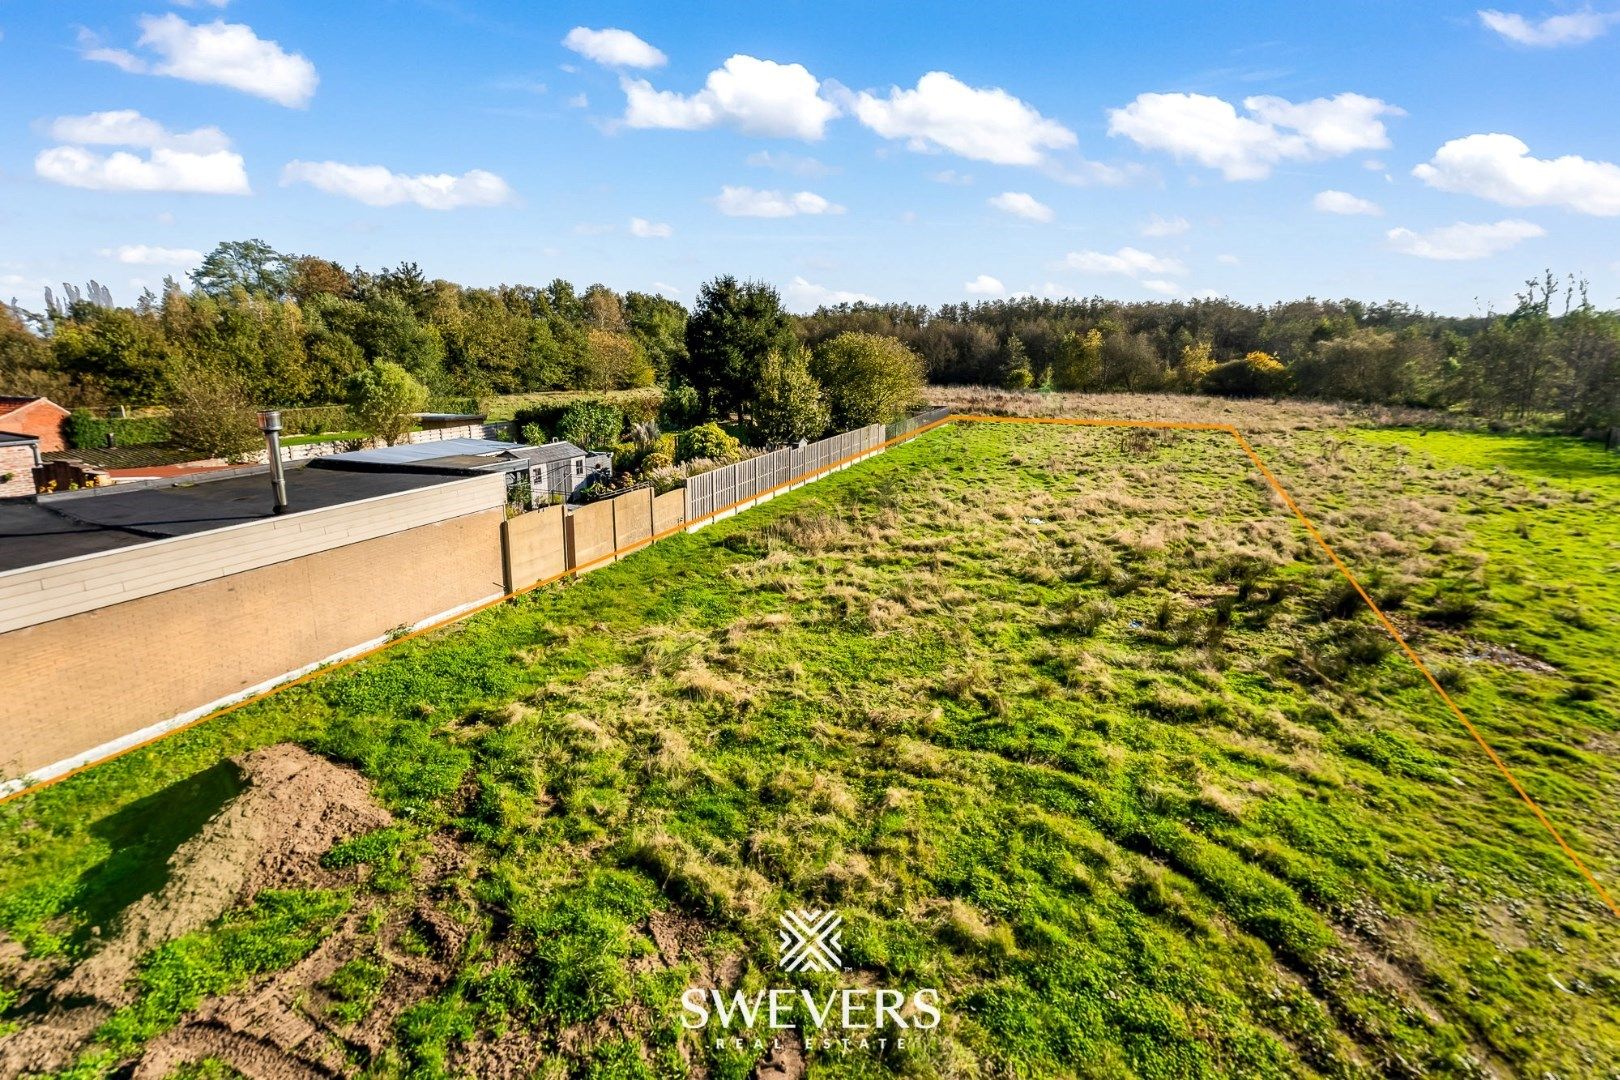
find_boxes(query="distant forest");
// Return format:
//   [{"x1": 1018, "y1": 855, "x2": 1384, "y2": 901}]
[{"x1": 2, "y1": 239, "x2": 1616, "y2": 432}]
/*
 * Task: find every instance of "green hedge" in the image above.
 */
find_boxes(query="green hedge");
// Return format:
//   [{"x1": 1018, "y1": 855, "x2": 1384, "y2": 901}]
[
  {"x1": 276, "y1": 405, "x2": 350, "y2": 436},
  {"x1": 65, "y1": 411, "x2": 171, "y2": 450}
]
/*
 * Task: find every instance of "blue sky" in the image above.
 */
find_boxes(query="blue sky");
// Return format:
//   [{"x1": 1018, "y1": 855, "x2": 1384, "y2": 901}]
[{"x1": 3, "y1": 1, "x2": 1619, "y2": 315}]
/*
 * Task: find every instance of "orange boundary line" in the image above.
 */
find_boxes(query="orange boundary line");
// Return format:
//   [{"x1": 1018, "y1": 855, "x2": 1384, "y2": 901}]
[{"x1": 5, "y1": 412, "x2": 1615, "y2": 920}]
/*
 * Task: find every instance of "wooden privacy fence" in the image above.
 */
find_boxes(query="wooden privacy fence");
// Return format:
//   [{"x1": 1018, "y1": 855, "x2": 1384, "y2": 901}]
[
  {"x1": 498, "y1": 412, "x2": 939, "y2": 590},
  {"x1": 682, "y1": 423, "x2": 885, "y2": 526}
]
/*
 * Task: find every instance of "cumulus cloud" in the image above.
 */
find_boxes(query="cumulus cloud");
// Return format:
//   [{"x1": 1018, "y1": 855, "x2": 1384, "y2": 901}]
[
  {"x1": 35, "y1": 111, "x2": 249, "y2": 194},
  {"x1": 964, "y1": 274, "x2": 1006, "y2": 295},
  {"x1": 988, "y1": 191, "x2": 1053, "y2": 222},
  {"x1": 1479, "y1": 7, "x2": 1618, "y2": 46},
  {"x1": 1141, "y1": 213, "x2": 1190, "y2": 236},
  {"x1": 84, "y1": 14, "x2": 318, "y2": 108},
  {"x1": 1062, "y1": 247, "x2": 1187, "y2": 278},
  {"x1": 280, "y1": 161, "x2": 514, "y2": 209},
  {"x1": 47, "y1": 109, "x2": 230, "y2": 153},
  {"x1": 1107, "y1": 91, "x2": 1402, "y2": 180},
  {"x1": 1385, "y1": 219, "x2": 1545, "y2": 260},
  {"x1": 712, "y1": 186, "x2": 843, "y2": 217},
  {"x1": 1140, "y1": 279, "x2": 1181, "y2": 296},
  {"x1": 562, "y1": 27, "x2": 666, "y2": 68},
  {"x1": 784, "y1": 276, "x2": 878, "y2": 310},
  {"x1": 628, "y1": 216, "x2": 673, "y2": 238},
  {"x1": 1313, "y1": 189, "x2": 1383, "y2": 215},
  {"x1": 37, "y1": 146, "x2": 250, "y2": 194},
  {"x1": 103, "y1": 244, "x2": 204, "y2": 265},
  {"x1": 851, "y1": 71, "x2": 1077, "y2": 166},
  {"x1": 622, "y1": 55, "x2": 838, "y2": 140},
  {"x1": 1412, "y1": 133, "x2": 1620, "y2": 215}
]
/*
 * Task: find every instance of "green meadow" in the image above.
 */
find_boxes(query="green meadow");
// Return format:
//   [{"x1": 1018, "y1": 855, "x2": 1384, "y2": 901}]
[{"x1": 1, "y1": 419, "x2": 1617, "y2": 1078}]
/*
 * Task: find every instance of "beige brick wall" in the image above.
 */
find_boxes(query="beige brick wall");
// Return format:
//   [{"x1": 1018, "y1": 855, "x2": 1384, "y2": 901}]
[{"x1": 0, "y1": 506, "x2": 504, "y2": 779}]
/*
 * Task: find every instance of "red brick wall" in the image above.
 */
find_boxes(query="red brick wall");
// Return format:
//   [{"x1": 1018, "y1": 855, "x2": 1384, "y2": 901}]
[{"x1": 0, "y1": 400, "x2": 68, "y2": 453}]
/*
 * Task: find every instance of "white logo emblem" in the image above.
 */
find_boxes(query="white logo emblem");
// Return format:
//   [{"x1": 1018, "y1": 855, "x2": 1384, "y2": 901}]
[{"x1": 777, "y1": 909, "x2": 843, "y2": 972}]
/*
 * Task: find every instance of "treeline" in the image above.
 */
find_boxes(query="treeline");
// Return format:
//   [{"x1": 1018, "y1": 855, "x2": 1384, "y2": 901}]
[
  {"x1": 0, "y1": 239, "x2": 684, "y2": 410},
  {"x1": 799, "y1": 273, "x2": 1619, "y2": 430},
  {"x1": 1, "y1": 239, "x2": 1616, "y2": 433}
]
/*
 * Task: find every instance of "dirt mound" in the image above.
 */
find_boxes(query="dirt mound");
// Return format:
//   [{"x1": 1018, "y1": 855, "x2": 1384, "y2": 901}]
[{"x1": 0, "y1": 744, "x2": 391, "y2": 1077}]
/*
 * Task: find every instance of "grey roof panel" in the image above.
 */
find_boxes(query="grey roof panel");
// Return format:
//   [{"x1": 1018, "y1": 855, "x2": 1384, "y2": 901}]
[{"x1": 314, "y1": 438, "x2": 527, "y2": 465}]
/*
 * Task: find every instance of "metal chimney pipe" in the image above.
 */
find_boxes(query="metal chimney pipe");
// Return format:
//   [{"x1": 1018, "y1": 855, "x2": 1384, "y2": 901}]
[{"x1": 258, "y1": 410, "x2": 289, "y2": 514}]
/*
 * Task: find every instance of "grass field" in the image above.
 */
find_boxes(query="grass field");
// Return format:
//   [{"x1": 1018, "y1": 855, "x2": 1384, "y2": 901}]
[{"x1": 1, "y1": 415, "x2": 1617, "y2": 1078}]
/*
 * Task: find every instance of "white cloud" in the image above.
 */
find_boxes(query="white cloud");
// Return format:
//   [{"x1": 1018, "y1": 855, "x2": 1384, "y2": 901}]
[
  {"x1": 651, "y1": 281, "x2": 680, "y2": 295},
  {"x1": 102, "y1": 244, "x2": 203, "y2": 265},
  {"x1": 930, "y1": 169, "x2": 973, "y2": 185},
  {"x1": 567, "y1": 93, "x2": 589, "y2": 109},
  {"x1": 712, "y1": 186, "x2": 843, "y2": 217},
  {"x1": 1141, "y1": 279, "x2": 1181, "y2": 295},
  {"x1": 281, "y1": 161, "x2": 514, "y2": 209},
  {"x1": 1386, "y1": 219, "x2": 1545, "y2": 260},
  {"x1": 1313, "y1": 189, "x2": 1383, "y2": 215},
  {"x1": 746, "y1": 150, "x2": 833, "y2": 177},
  {"x1": 562, "y1": 27, "x2": 666, "y2": 68},
  {"x1": 784, "y1": 276, "x2": 878, "y2": 310},
  {"x1": 988, "y1": 191, "x2": 1053, "y2": 222},
  {"x1": 36, "y1": 112, "x2": 249, "y2": 195},
  {"x1": 1141, "y1": 213, "x2": 1190, "y2": 236},
  {"x1": 1107, "y1": 91, "x2": 1402, "y2": 180},
  {"x1": 37, "y1": 146, "x2": 250, "y2": 194},
  {"x1": 964, "y1": 274, "x2": 1006, "y2": 295},
  {"x1": 622, "y1": 55, "x2": 838, "y2": 140},
  {"x1": 1217, "y1": 253, "x2": 1241, "y2": 265},
  {"x1": 1479, "y1": 8, "x2": 1618, "y2": 46},
  {"x1": 851, "y1": 71, "x2": 1077, "y2": 166},
  {"x1": 628, "y1": 216, "x2": 673, "y2": 238},
  {"x1": 1412, "y1": 133, "x2": 1620, "y2": 216},
  {"x1": 85, "y1": 14, "x2": 318, "y2": 108},
  {"x1": 47, "y1": 109, "x2": 230, "y2": 153},
  {"x1": 1062, "y1": 246, "x2": 1187, "y2": 278}
]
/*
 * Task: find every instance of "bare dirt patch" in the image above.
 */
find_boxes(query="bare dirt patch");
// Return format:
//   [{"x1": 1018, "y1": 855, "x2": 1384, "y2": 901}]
[{"x1": 0, "y1": 745, "x2": 390, "y2": 1077}]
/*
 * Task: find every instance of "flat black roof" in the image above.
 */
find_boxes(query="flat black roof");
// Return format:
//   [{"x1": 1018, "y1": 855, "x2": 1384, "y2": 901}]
[{"x1": 0, "y1": 462, "x2": 467, "y2": 574}]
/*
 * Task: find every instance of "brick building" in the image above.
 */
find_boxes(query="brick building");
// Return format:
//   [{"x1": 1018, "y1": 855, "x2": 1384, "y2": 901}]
[
  {"x1": 0, "y1": 433, "x2": 39, "y2": 498},
  {"x1": 0, "y1": 397, "x2": 70, "y2": 453}
]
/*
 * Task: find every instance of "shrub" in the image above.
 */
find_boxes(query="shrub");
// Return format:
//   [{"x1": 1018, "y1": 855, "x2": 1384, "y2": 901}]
[
  {"x1": 166, "y1": 367, "x2": 261, "y2": 460},
  {"x1": 750, "y1": 351, "x2": 829, "y2": 444},
  {"x1": 555, "y1": 402, "x2": 622, "y2": 450},
  {"x1": 347, "y1": 362, "x2": 429, "y2": 446},
  {"x1": 676, "y1": 422, "x2": 739, "y2": 463},
  {"x1": 1202, "y1": 351, "x2": 1290, "y2": 397},
  {"x1": 658, "y1": 382, "x2": 704, "y2": 429},
  {"x1": 810, "y1": 332, "x2": 926, "y2": 429}
]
